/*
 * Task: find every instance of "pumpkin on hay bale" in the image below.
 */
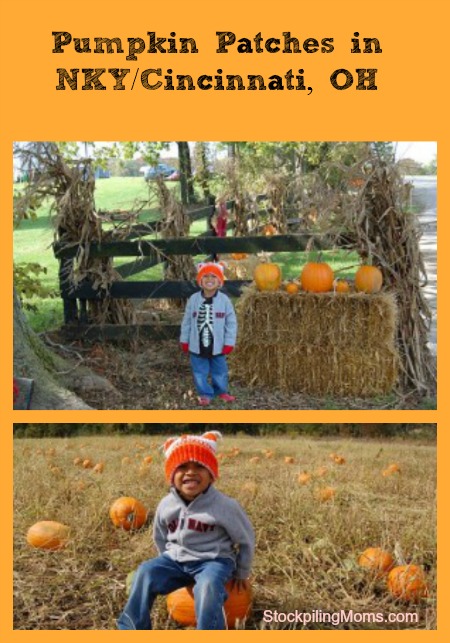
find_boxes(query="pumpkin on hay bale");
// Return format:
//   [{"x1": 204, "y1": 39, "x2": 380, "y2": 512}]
[{"x1": 230, "y1": 287, "x2": 399, "y2": 397}]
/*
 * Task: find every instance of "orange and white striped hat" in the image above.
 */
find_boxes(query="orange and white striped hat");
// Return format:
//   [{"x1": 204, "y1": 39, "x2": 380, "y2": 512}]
[{"x1": 163, "y1": 431, "x2": 222, "y2": 483}]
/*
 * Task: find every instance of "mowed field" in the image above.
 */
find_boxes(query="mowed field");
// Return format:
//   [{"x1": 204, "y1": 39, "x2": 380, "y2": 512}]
[{"x1": 14, "y1": 435, "x2": 436, "y2": 630}]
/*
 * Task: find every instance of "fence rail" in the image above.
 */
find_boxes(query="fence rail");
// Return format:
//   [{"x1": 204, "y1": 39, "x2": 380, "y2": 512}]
[{"x1": 53, "y1": 196, "x2": 346, "y2": 332}]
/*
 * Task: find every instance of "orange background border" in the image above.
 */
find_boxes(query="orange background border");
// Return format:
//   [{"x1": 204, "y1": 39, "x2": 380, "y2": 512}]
[{"x1": 2, "y1": 0, "x2": 444, "y2": 638}]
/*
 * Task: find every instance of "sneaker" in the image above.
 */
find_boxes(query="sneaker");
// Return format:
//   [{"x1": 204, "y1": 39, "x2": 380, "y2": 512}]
[
  {"x1": 198, "y1": 396, "x2": 211, "y2": 406},
  {"x1": 218, "y1": 393, "x2": 236, "y2": 403}
]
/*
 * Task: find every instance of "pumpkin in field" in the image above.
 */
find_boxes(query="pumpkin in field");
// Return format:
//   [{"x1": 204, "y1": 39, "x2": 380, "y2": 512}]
[
  {"x1": 387, "y1": 565, "x2": 428, "y2": 601},
  {"x1": 300, "y1": 261, "x2": 334, "y2": 293},
  {"x1": 143, "y1": 455, "x2": 153, "y2": 465},
  {"x1": 382, "y1": 463, "x2": 401, "y2": 477},
  {"x1": 354, "y1": 265, "x2": 383, "y2": 293},
  {"x1": 330, "y1": 454, "x2": 345, "y2": 465},
  {"x1": 109, "y1": 496, "x2": 147, "y2": 531},
  {"x1": 231, "y1": 253, "x2": 248, "y2": 261},
  {"x1": 285, "y1": 282, "x2": 299, "y2": 295},
  {"x1": 26, "y1": 520, "x2": 70, "y2": 550},
  {"x1": 73, "y1": 457, "x2": 82, "y2": 466},
  {"x1": 253, "y1": 263, "x2": 282, "y2": 291},
  {"x1": 358, "y1": 547, "x2": 394, "y2": 576},
  {"x1": 284, "y1": 456, "x2": 295, "y2": 464},
  {"x1": 316, "y1": 486, "x2": 336, "y2": 502},
  {"x1": 167, "y1": 581, "x2": 252, "y2": 628},
  {"x1": 82, "y1": 458, "x2": 94, "y2": 469},
  {"x1": 93, "y1": 462, "x2": 104, "y2": 474},
  {"x1": 333, "y1": 279, "x2": 350, "y2": 293},
  {"x1": 297, "y1": 472, "x2": 312, "y2": 485}
]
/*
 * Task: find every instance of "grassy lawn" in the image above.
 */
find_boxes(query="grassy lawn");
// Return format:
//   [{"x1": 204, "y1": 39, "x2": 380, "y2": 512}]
[{"x1": 14, "y1": 177, "x2": 359, "y2": 332}]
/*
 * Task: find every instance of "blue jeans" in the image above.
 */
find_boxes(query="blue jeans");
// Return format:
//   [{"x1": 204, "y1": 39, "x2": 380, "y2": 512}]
[
  {"x1": 190, "y1": 354, "x2": 229, "y2": 398},
  {"x1": 117, "y1": 555, "x2": 235, "y2": 630}
]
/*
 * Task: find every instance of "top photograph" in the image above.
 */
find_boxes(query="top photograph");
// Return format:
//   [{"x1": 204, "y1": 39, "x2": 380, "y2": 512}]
[{"x1": 13, "y1": 141, "x2": 436, "y2": 411}]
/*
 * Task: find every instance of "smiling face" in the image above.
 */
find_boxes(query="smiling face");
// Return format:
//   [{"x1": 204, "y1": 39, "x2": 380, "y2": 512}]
[
  {"x1": 173, "y1": 461, "x2": 213, "y2": 500},
  {"x1": 200, "y1": 273, "x2": 221, "y2": 296}
]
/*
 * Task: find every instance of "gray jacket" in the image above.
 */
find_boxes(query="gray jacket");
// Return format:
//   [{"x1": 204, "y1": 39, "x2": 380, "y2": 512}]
[
  {"x1": 153, "y1": 486, "x2": 255, "y2": 579},
  {"x1": 180, "y1": 290, "x2": 237, "y2": 355}
]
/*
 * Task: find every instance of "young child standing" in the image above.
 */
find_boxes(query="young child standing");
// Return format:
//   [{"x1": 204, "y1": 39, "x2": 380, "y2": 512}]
[
  {"x1": 180, "y1": 262, "x2": 237, "y2": 406},
  {"x1": 117, "y1": 431, "x2": 255, "y2": 630}
]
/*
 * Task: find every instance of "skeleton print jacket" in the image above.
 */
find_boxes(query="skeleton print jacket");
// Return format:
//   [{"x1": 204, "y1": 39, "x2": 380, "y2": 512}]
[{"x1": 180, "y1": 290, "x2": 237, "y2": 356}]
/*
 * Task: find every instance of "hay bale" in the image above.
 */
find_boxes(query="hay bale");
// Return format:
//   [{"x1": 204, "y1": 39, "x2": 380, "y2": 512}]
[{"x1": 231, "y1": 288, "x2": 399, "y2": 397}]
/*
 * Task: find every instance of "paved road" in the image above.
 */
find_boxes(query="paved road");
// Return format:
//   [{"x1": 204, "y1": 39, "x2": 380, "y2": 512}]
[{"x1": 408, "y1": 175, "x2": 437, "y2": 355}]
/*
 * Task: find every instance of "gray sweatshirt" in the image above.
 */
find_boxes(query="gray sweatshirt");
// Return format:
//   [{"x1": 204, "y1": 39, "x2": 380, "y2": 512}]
[
  {"x1": 153, "y1": 486, "x2": 255, "y2": 579},
  {"x1": 180, "y1": 290, "x2": 237, "y2": 355}
]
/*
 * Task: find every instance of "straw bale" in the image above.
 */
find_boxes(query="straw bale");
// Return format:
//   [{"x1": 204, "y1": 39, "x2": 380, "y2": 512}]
[{"x1": 231, "y1": 287, "x2": 399, "y2": 397}]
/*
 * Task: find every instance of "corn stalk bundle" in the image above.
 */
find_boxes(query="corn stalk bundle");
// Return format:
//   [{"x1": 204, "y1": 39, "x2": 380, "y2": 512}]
[
  {"x1": 340, "y1": 159, "x2": 435, "y2": 395},
  {"x1": 16, "y1": 143, "x2": 135, "y2": 325},
  {"x1": 154, "y1": 177, "x2": 196, "y2": 307}
]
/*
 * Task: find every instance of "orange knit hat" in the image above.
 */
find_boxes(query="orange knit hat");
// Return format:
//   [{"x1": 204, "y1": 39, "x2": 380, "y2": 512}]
[
  {"x1": 163, "y1": 431, "x2": 222, "y2": 483},
  {"x1": 196, "y1": 262, "x2": 225, "y2": 286}
]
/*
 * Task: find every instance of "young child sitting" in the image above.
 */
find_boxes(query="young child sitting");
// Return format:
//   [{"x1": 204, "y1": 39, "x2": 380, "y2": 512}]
[
  {"x1": 117, "y1": 431, "x2": 255, "y2": 630},
  {"x1": 180, "y1": 262, "x2": 237, "y2": 406}
]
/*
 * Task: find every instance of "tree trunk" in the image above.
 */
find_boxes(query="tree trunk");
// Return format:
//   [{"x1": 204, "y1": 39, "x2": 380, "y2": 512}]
[
  {"x1": 13, "y1": 289, "x2": 92, "y2": 409},
  {"x1": 177, "y1": 142, "x2": 195, "y2": 205}
]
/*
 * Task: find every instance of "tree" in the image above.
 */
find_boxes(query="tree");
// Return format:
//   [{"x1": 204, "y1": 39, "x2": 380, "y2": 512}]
[
  {"x1": 13, "y1": 287, "x2": 92, "y2": 409},
  {"x1": 177, "y1": 141, "x2": 196, "y2": 205}
]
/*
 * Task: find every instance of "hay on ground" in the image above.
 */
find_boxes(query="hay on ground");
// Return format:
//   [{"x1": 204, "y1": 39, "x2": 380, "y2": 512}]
[{"x1": 231, "y1": 288, "x2": 399, "y2": 397}]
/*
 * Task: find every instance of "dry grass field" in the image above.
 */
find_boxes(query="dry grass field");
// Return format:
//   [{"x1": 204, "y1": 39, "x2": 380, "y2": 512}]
[{"x1": 14, "y1": 434, "x2": 436, "y2": 630}]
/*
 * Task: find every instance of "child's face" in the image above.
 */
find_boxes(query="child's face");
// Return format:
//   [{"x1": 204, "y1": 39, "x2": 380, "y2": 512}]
[
  {"x1": 173, "y1": 461, "x2": 213, "y2": 500},
  {"x1": 200, "y1": 273, "x2": 221, "y2": 294}
]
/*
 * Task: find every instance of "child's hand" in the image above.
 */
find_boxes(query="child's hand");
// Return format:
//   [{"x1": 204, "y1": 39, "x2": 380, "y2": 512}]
[
  {"x1": 180, "y1": 343, "x2": 189, "y2": 353},
  {"x1": 230, "y1": 578, "x2": 250, "y2": 593},
  {"x1": 222, "y1": 345, "x2": 234, "y2": 355}
]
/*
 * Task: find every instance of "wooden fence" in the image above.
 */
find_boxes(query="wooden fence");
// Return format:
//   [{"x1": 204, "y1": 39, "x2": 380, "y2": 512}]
[{"x1": 53, "y1": 197, "x2": 340, "y2": 340}]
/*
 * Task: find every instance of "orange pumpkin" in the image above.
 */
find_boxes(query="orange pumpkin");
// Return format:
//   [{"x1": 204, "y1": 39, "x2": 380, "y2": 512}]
[
  {"x1": 93, "y1": 462, "x2": 104, "y2": 474},
  {"x1": 297, "y1": 472, "x2": 311, "y2": 485},
  {"x1": 253, "y1": 263, "x2": 282, "y2": 291},
  {"x1": 333, "y1": 279, "x2": 350, "y2": 293},
  {"x1": 109, "y1": 497, "x2": 147, "y2": 531},
  {"x1": 300, "y1": 261, "x2": 334, "y2": 293},
  {"x1": 358, "y1": 547, "x2": 394, "y2": 576},
  {"x1": 73, "y1": 457, "x2": 82, "y2": 466},
  {"x1": 355, "y1": 265, "x2": 383, "y2": 293},
  {"x1": 82, "y1": 459, "x2": 94, "y2": 469},
  {"x1": 316, "y1": 486, "x2": 336, "y2": 502},
  {"x1": 285, "y1": 282, "x2": 299, "y2": 295},
  {"x1": 387, "y1": 565, "x2": 428, "y2": 601},
  {"x1": 382, "y1": 463, "x2": 401, "y2": 477},
  {"x1": 26, "y1": 521, "x2": 70, "y2": 550},
  {"x1": 167, "y1": 581, "x2": 252, "y2": 628},
  {"x1": 330, "y1": 454, "x2": 346, "y2": 465},
  {"x1": 263, "y1": 224, "x2": 277, "y2": 236},
  {"x1": 284, "y1": 456, "x2": 295, "y2": 464},
  {"x1": 231, "y1": 253, "x2": 248, "y2": 261},
  {"x1": 143, "y1": 455, "x2": 153, "y2": 465}
]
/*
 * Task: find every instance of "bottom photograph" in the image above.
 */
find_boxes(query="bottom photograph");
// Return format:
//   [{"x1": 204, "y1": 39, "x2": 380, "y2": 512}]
[{"x1": 13, "y1": 423, "x2": 436, "y2": 630}]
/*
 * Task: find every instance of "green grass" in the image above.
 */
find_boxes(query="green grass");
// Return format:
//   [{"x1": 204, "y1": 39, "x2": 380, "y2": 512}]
[{"x1": 14, "y1": 177, "x2": 360, "y2": 332}]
